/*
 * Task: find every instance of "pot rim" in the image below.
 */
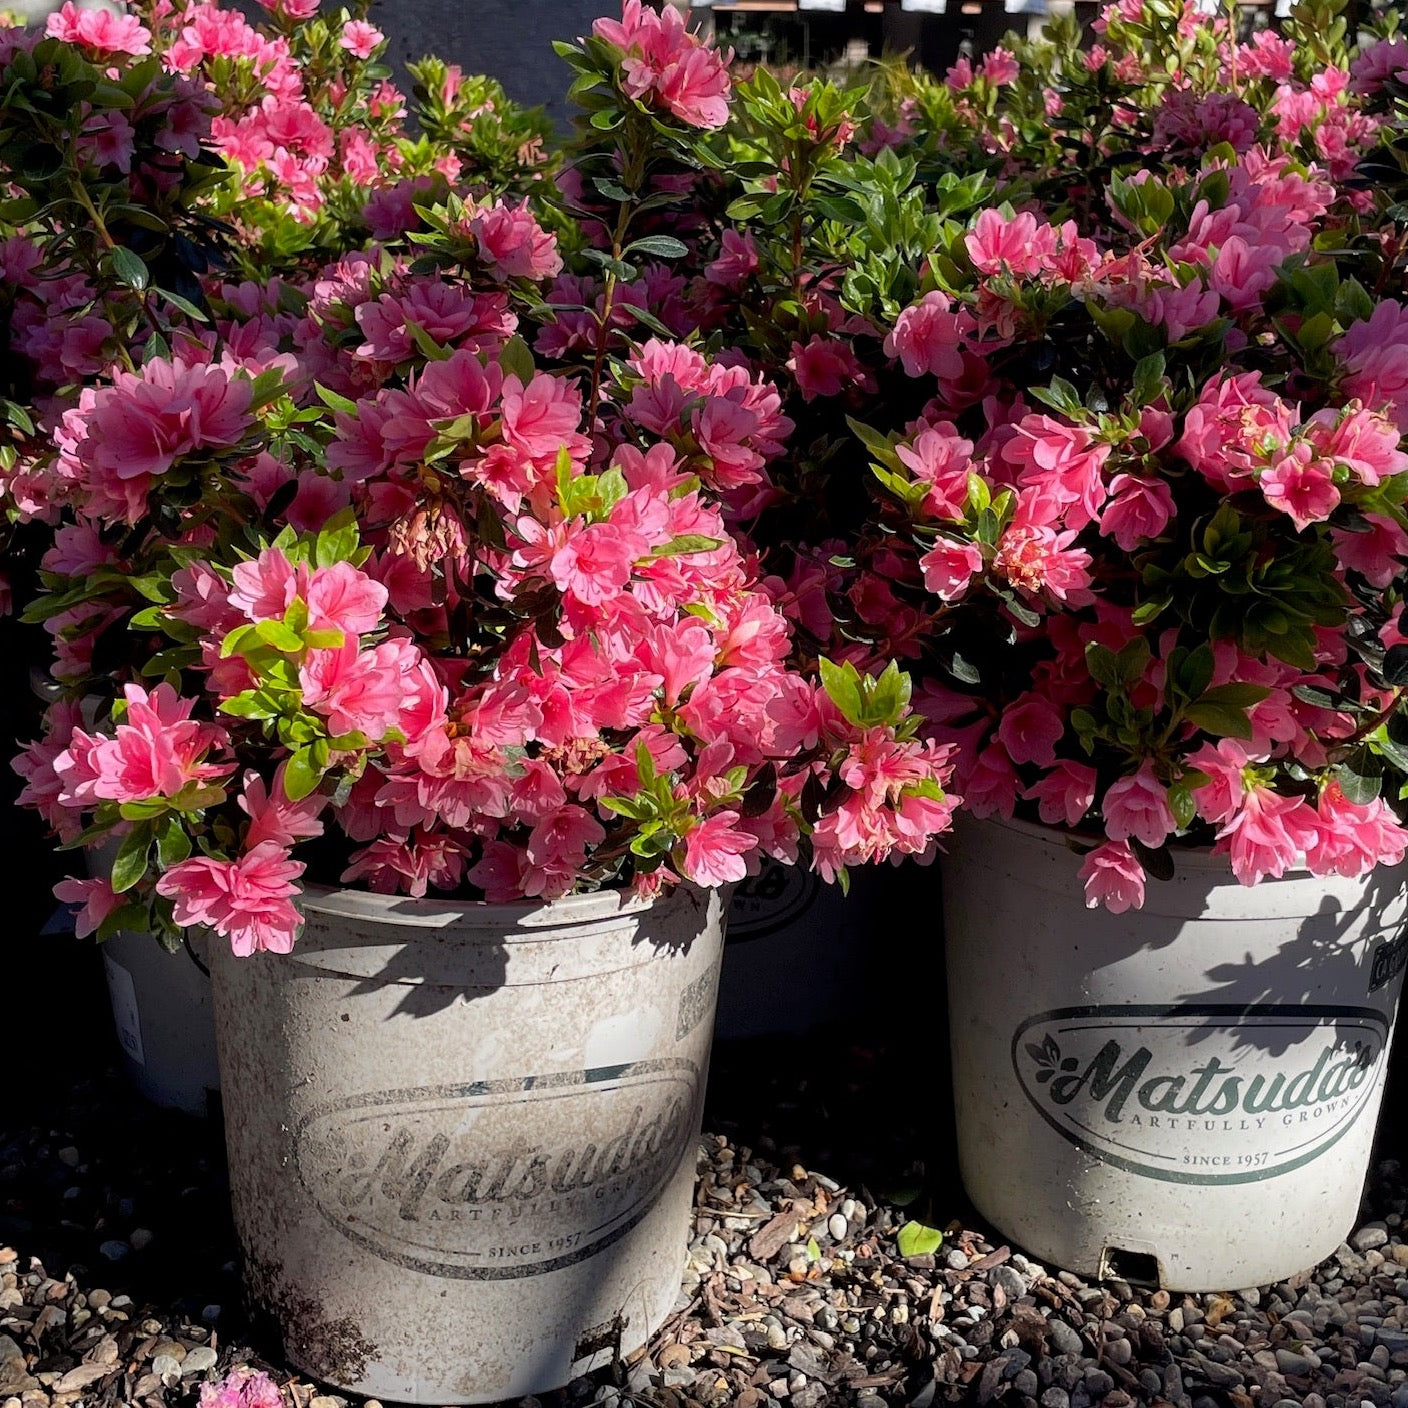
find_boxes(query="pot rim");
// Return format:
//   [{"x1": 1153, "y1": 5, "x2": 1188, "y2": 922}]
[
  {"x1": 296, "y1": 878, "x2": 716, "y2": 934},
  {"x1": 959, "y1": 810, "x2": 1251, "y2": 876}
]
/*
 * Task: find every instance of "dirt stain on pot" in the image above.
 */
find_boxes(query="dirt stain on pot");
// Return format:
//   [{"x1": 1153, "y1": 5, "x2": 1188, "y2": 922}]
[{"x1": 245, "y1": 1254, "x2": 379, "y2": 1385}]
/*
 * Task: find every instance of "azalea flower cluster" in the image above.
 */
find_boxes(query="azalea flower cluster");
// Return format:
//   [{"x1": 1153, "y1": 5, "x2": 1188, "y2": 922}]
[{"x1": 6, "y1": 2, "x2": 956, "y2": 959}]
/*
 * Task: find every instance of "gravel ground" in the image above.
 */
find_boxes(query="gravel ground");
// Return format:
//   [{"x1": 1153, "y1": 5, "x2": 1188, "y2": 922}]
[{"x1": 6, "y1": 954, "x2": 1408, "y2": 1408}]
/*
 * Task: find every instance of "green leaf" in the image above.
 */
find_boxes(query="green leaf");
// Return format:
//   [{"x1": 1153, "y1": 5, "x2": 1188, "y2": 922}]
[
  {"x1": 896, "y1": 1221, "x2": 943, "y2": 1258},
  {"x1": 155, "y1": 816, "x2": 192, "y2": 869},
  {"x1": 846, "y1": 416, "x2": 902, "y2": 471},
  {"x1": 819, "y1": 657, "x2": 865, "y2": 727},
  {"x1": 254, "y1": 618, "x2": 305, "y2": 653},
  {"x1": 1132, "y1": 352, "x2": 1166, "y2": 407},
  {"x1": 108, "y1": 245, "x2": 149, "y2": 291},
  {"x1": 626, "y1": 235, "x2": 688, "y2": 260},
  {"x1": 156, "y1": 287, "x2": 208, "y2": 323},
  {"x1": 314, "y1": 381, "x2": 359, "y2": 415},
  {"x1": 1196, "y1": 683, "x2": 1272, "y2": 709},
  {"x1": 219, "y1": 690, "x2": 280, "y2": 720},
  {"x1": 110, "y1": 821, "x2": 154, "y2": 894},
  {"x1": 725, "y1": 196, "x2": 765, "y2": 221},
  {"x1": 1183, "y1": 701, "x2": 1255, "y2": 740},
  {"x1": 3, "y1": 399, "x2": 35, "y2": 435},
  {"x1": 313, "y1": 506, "x2": 361, "y2": 568},
  {"x1": 499, "y1": 335, "x2": 536, "y2": 385},
  {"x1": 1168, "y1": 782, "x2": 1197, "y2": 831},
  {"x1": 283, "y1": 747, "x2": 322, "y2": 802},
  {"x1": 651, "y1": 534, "x2": 723, "y2": 558}
]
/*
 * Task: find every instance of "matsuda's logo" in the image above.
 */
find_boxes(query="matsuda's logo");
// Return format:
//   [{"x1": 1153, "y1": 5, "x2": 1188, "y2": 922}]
[
  {"x1": 1012, "y1": 1005, "x2": 1388, "y2": 1185},
  {"x1": 292, "y1": 1058, "x2": 701, "y2": 1280}
]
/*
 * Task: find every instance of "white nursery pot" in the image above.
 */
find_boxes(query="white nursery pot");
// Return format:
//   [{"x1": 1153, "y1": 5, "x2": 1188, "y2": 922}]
[
  {"x1": 208, "y1": 882, "x2": 725, "y2": 1404},
  {"x1": 100, "y1": 928, "x2": 219, "y2": 1117},
  {"x1": 942, "y1": 813, "x2": 1408, "y2": 1292},
  {"x1": 86, "y1": 836, "x2": 219, "y2": 1117}
]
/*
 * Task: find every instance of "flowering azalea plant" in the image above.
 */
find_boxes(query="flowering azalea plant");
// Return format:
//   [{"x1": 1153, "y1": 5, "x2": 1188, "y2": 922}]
[
  {"x1": 544, "y1": 0, "x2": 1408, "y2": 913},
  {"x1": 817, "y1": 0, "x2": 1408, "y2": 910},
  {"x1": 4, "y1": 0, "x2": 956, "y2": 959}
]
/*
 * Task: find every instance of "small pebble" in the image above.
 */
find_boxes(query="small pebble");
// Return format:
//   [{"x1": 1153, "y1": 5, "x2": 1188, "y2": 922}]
[
  {"x1": 1355, "y1": 1224, "x2": 1392, "y2": 1253},
  {"x1": 182, "y1": 1347, "x2": 218, "y2": 1375}
]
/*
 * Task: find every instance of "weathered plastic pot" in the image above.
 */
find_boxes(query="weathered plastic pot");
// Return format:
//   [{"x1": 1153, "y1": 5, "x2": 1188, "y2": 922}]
[
  {"x1": 942, "y1": 812, "x2": 1408, "y2": 1292},
  {"x1": 86, "y1": 837, "x2": 219, "y2": 1117},
  {"x1": 717, "y1": 859, "x2": 878, "y2": 1039},
  {"x1": 208, "y1": 882, "x2": 725, "y2": 1404},
  {"x1": 100, "y1": 928, "x2": 219, "y2": 1117}
]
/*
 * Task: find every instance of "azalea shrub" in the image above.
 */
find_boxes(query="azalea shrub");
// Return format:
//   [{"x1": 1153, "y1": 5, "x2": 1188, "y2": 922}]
[
  {"x1": 14, "y1": 0, "x2": 1408, "y2": 952},
  {"x1": 826, "y1": 0, "x2": 1408, "y2": 910},
  {"x1": 558, "y1": 0, "x2": 1408, "y2": 911},
  {"x1": 3, "y1": 0, "x2": 955, "y2": 958}
]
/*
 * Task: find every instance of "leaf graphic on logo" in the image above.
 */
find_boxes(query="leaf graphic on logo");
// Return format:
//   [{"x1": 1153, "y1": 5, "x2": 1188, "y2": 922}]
[
  {"x1": 1042, "y1": 1034, "x2": 1060, "y2": 1063},
  {"x1": 1025, "y1": 1034, "x2": 1061, "y2": 1071}
]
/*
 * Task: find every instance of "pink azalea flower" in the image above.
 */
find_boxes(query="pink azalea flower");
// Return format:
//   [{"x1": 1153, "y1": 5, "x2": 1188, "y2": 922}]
[
  {"x1": 228, "y1": 548, "x2": 306, "y2": 624},
  {"x1": 523, "y1": 805, "x2": 606, "y2": 898},
  {"x1": 500, "y1": 373, "x2": 589, "y2": 469},
  {"x1": 1303, "y1": 404, "x2": 1408, "y2": 486},
  {"x1": 966, "y1": 209, "x2": 1056, "y2": 279},
  {"x1": 156, "y1": 842, "x2": 305, "y2": 957},
  {"x1": 465, "y1": 840, "x2": 527, "y2": 904},
  {"x1": 1259, "y1": 444, "x2": 1340, "y2": 530},
  {"x1": 47, "y1": 1, "x2": 151, "y2": 55},
  {"x1": 705, "y1": 230, "x2": 759, "y2": 289},
  {"x1": 1025, "y1": 761, "x2": 1097, "y2": 829},
  {"x1": 1002, "y1": 415, "x2": 1110, "y2": 530},
  {"x1": 919, "y1": 539, "x2": 984, "y2": 601},
  {"x1": 299, "y1": 640, "x2": 416, "y2": 741},
  {"x1": 1330, "y1": 513, "x2": 1408, "y2": 587},
  {"x1": 1336, "y1": 301, "x2": 1408, "y2": 431},
  {"x1": 14, "y1": 700, "x2": 86, "y2": 842},
  {"x1": 964, "y1": 742, "x2": 1020, "y2": 819},
  {"x1": 548, "y1": 521, "x2": 645, "y2": 606},
  {"x1": 305, "y1": 561, "x2": 388, "y2": 637},
  {"x1": 55, "y1": 683, "x2": 231, "y2": 809},
  {"x1": 54, "y1": 875, "x2": 123, "y2": 939},
  {"x1": 594, "y1": 0, "x2": 733, "y2": 130},
  {"x1": 1079, "y1": 840, "x2": 1145, "y2": 913},
  {"x1": 1176, "y1": 372, "x2": 1295, "y2": 492},
  {"x1": 238, "y1": 769, "x2": 326, "y2": 850},
  {"x1": 787, "y1": 336, "x2": 874, "y2": 403},
  {"x1": 341, "y1": 832, "x2": 469, "y2": 898},
  {"x1": 471, "y1": 203, "x2": 562, "y2": 281},
  {"x1": 199, "y1": 1368, "x2": 284, "y2": 1408},
  {"x1": 1215, "y1": 786, "x2": 1320, "y2": 885},
  {"x1": 1185, "y1": 739, "x2": 1252, "y2": 825},
  {"x1": 1102, "y1": 765, "x2": 1175, "y2": 849},
  {"x1": 681, "y1": 809, "x2": 758, "y2": 886},
  {"x1": 338, "y1": 19, "x2": 384, "y2": 58},
  {"x1": 1306, "y1": 783, "x2": 1408, "y2": 877},
  {"x1": 1098, "y1": 473, "x2": 1175, "y2": 551},
  {"x1": 992, "y1": 523, "x2": 1093, "y2": 605},
  {"x1": 996, "y1": 692, "x2": 1064, "y2": 768},
  {"x1": 884, "y1": 292, "x2": 975, "y2": 387},
  {"x1": 897, "y1": 425, "x2": 975, "y2": 520}
]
